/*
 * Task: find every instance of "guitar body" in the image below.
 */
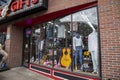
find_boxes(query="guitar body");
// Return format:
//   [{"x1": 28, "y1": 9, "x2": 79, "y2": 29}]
[{"x1": 60, "y1": 48, "x2": 72, "y2": 67}]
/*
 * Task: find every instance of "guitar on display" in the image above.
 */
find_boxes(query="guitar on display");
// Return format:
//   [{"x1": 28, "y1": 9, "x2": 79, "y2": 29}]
[
  {"x1": 1, "y1": 0, "x2": 13, "y2": 18},
  {"x1": 61, "y1": 47, "x2": 71, "y2": 67},
  {"x1": 60, "y1": 28, "x2": 72, "y2": 67}
]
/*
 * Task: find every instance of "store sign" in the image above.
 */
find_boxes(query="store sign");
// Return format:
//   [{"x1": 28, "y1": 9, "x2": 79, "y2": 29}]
[{"x1": 0, "y1": 0, "x2": 48, "y2": 24}]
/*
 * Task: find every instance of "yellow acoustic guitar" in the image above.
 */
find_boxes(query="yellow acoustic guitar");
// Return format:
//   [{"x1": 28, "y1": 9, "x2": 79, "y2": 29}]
[{"x1": 60, "y1": 48, "x2": 72, "y2": 67}]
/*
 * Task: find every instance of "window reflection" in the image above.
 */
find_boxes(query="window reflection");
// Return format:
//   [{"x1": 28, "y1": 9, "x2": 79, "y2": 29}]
[{"x1": 72, "y1": 7, "x2": 99, "y2": 74}]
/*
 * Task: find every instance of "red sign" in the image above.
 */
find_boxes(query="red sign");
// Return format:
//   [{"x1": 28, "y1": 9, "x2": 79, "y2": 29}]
[
  {"x1": 10, "y1": 0, "x2": 38, "y2": 12},
  {"x1": 0, "y1": 0, "x2": 47, "y2": 18}
]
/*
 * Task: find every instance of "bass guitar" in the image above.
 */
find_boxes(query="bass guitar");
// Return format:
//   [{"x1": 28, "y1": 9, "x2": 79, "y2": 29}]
[{"x1": 1, "y1": 0, "x2": 12, "y2": 18}]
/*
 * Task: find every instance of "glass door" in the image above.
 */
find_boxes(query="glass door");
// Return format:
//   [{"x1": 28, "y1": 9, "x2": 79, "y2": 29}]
[{"x1": 23, "y1": 28, "x2": 32, "y2": 67}]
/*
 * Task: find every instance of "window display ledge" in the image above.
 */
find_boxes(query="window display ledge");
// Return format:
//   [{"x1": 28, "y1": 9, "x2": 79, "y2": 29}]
[{"x1": 29, "y1": 63, "x2": 100, "y2": 80}]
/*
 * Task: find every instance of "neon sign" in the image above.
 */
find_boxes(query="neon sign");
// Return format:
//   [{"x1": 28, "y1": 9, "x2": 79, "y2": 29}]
[{"x1": 10, "y1": 0, "x2": 39, "y2": 12}]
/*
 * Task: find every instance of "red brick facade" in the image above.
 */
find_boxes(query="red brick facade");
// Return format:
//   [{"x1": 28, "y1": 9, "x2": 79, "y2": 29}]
[
  {"x1": 2, "y1": 0, "x2": 120, "y2": 79},
  {"x1": 98, "y1": 0, "x2": 120, "y2": 79}
]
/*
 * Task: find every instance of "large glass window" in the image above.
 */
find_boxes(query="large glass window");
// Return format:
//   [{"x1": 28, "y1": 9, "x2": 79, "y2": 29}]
[
  {"x1": 72, "y1": 7, "x2": 99, "y2": 75},
  {"x1": 29, "y1": 7, "x2": 99, "y2": 75}
]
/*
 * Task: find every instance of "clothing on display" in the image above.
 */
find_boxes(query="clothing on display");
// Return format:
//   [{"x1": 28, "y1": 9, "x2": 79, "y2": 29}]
[
  {"x1": 34, "y1": 39, "x2": 44, "y2": 61},
  {"x1": 73, "y1": 34, "x2": 84, "y2": 51},
  {"x1": 46, "y1": 24, "x2": 54, "y2": 39},
  {"x1": 38, "y1": 40, "x2": 44, "y2": 51},
  {"x1": 74, "y1": 46, "x2": 83, "y2": 70},
  {"x1": 88, "y1": 31, "x2": 98, "y2": 52},
  {"x1": 90, "y1": 50, "x2": 98, "y2": 73},
  {"x1": 73, "y1": 33, "x2": 84, "y2": 70},
  {"x1": 88, "y1": 31, "x2": 98, "y2": 73},
  {"x1": 72, "y1": 22, "x2": 78, "y2": 31},
  {"x1": 37, "y1": 40, "x2": 44, "y2": 60},
  {"x1": 57, "y1": 25, "x2": 66, "y2": 38}
]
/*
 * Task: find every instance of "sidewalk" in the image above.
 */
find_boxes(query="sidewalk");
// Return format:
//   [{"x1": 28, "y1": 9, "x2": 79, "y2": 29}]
[{"x1": 0, "y1": 67, "x2": 52, "y2": 80}]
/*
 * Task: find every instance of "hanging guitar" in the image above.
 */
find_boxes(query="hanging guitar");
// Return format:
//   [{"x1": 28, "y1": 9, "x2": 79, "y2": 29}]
[
  {"x1": 1, "y1": 0, "x2": 13, "y2": 18},
  {"x1": 60, "y1": 28, "x2": 72, "y2": 67}
]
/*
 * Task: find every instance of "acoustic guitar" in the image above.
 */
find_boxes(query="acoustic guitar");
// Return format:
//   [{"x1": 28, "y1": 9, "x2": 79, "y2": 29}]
[
  {"x1": 60, "y1": 27, "x2": 72, "y2": 67},
  {"x1": 60, "y1": 48, "x2": 71, "y2": 67},
  {"x1": 1, "y1": 0, "x2": 12, "y2": 18}
]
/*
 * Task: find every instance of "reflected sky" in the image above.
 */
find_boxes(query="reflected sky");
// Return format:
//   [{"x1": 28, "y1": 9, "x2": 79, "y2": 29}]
[{"x1": 60, "y1": 7, "x2": 98, "y2": 25}]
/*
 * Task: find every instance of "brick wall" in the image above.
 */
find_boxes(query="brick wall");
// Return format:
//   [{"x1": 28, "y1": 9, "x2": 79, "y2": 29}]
[
  {"x1": 98, "y1": 0, "x2": 120, "y2": 79},
  {"x1": 46, "y1": 0, "x2": 96, "y2": 14},
  {"x1": 5, "y1": 25, "x2": 12, "y2": 67},
  {"x1": 6, "y1": 25, "x2": 23, "y2": 68}
]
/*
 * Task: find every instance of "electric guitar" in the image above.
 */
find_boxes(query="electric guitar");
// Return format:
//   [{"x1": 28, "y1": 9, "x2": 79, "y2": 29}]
[
  {"x1": 1, "y1": 0, "x2": 12, "y2": 18},
  {"x1": 61, "y1": 48, "x2": 71, "y2": 67}
]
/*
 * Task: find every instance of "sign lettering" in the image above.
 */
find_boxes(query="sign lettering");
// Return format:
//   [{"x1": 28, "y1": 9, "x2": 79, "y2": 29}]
[{"x1": 0, "y1": 0, "x2": 39, "y2": 15}]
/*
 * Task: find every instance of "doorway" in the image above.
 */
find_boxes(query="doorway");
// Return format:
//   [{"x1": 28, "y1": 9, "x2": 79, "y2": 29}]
[{"x1": 22, "y1": 28, "x2": 32, "y2": 67}]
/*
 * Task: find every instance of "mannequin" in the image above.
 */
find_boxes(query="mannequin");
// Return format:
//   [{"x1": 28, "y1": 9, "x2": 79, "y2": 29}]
[
  {"x1": 73, "y1": 33, "x2": 84, "y2": 71},
  {"x1": 88, "y1": 29, "x2": 98, "y2": 74},
  {"x1": 38, "y1": 39, "x2": 44, "y2": 61},
  {"x1": 46, "y1": 24, "x2": 54, "y2": 39},
  {"x1": 57, "y1": 25, "x2": 66, "y2": 38},
  {"x1": 37, "y1": 27, "x2": 45, "y2": 62}
]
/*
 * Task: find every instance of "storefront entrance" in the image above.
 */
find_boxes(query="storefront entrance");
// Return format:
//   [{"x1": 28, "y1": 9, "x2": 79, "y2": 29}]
[{"x1": 22, "y1": 28, "x2": 32, "y2": 67}]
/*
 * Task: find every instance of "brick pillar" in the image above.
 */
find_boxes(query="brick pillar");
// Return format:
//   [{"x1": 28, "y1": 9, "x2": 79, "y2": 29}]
[
  {"x1": 98, "y1": 0, "x2": 120, "y2": 79},
  {"x1": 5, "y1": 25, "x2": 23, "y2": 68},
  {"x1": 5, "y1": 25, "x2": 11, "y2": 67}
]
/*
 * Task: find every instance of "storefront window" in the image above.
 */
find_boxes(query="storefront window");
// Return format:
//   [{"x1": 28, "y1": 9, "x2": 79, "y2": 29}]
[
  {"x1": 29, "y1": 7, "x2": 99, "y2": 75},
  {"x1": 53, "y1": 16, "x2": 72, "y2": 70},
  {"x1": 72, "y1": 7, "x2": 99, "y2": 75},
  {"x1": 30, "y1": 24, "x2": 51, "y2": 66}
]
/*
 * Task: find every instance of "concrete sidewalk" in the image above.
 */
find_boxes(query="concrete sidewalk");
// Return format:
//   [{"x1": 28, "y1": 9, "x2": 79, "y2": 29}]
[{"x1": 0, "y1": 67, "x2": 52, "y2": 80}]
